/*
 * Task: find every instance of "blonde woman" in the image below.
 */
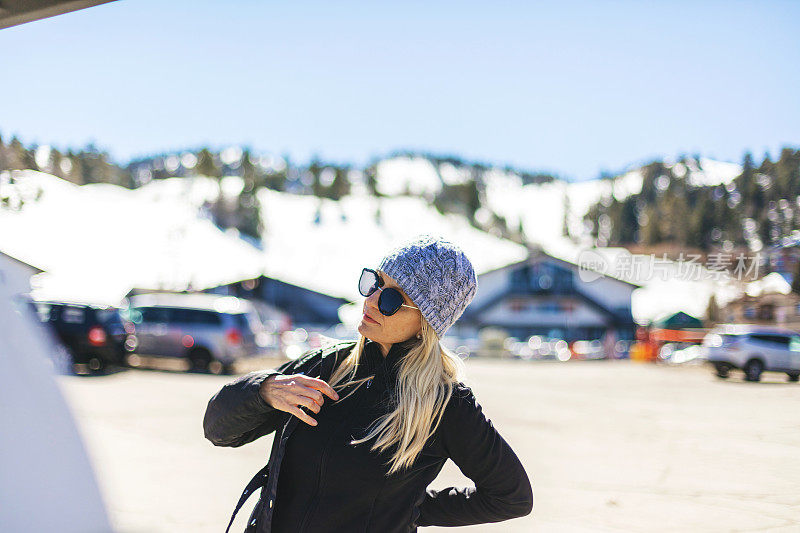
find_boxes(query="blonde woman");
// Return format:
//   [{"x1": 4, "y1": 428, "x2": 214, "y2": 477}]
[{"x1": 204, "y1": 234, "x2": 533, "y2": 532}]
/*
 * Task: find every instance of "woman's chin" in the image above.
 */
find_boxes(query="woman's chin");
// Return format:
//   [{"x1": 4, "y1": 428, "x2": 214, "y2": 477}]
[{"x1": 359, "y1": 319, "x2": 379, "y2": 329}]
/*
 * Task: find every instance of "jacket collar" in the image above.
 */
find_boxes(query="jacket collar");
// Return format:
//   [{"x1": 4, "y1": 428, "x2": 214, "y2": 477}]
[{"x1": 363, "y1": 336, "x2": 418, "y2": 381}]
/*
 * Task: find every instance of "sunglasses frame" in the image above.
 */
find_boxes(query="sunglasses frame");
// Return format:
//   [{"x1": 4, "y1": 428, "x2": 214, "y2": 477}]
[{"x1": 359, "y1": 268, "x2": 420, "y2": 316}]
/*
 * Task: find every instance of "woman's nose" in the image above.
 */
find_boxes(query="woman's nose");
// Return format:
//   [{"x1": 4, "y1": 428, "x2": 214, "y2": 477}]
[{"x1": 365, "y1": 289, "x2": 381, "y2": 308}]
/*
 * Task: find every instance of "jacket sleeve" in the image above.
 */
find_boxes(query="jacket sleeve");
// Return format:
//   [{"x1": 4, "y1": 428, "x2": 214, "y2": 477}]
[
  {"x1": 202, "y1": 347, "x2": 331, "y2": 448},
  {"x1": 416, "y1": 384, "x2": 534, "y2": 526}
]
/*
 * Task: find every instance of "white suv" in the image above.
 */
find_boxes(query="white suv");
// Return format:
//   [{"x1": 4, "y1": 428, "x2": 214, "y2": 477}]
[{"x1": 702, "y1": 324, "x2": 800, "y2": 382}]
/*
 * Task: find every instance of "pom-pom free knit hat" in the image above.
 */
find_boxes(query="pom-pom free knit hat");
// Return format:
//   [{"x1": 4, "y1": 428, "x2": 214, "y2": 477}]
[{"x1": 377, "y1": 234, "x2": 477, "y2": 339}]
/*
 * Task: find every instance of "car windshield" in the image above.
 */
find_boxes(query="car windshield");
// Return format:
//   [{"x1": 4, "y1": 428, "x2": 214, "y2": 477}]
[{"x1": 231, "y1": 313, "x2": 251, "y2": 331}]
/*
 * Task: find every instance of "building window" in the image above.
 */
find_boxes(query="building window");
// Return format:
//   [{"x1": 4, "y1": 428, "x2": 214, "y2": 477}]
[{"x1": 509, "y1": 298, "x2": 528, "y2": 313}]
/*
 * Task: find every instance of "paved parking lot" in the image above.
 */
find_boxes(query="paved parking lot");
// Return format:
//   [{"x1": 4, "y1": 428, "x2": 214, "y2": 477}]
[{"x1": 57, "y1": 357, "x2": 800, "y2": 532}]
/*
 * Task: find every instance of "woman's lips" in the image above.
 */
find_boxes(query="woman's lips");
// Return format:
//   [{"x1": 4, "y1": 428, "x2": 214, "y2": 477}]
[{"x1": 362, "y1": 313, "x2": 379, "y2": 324}]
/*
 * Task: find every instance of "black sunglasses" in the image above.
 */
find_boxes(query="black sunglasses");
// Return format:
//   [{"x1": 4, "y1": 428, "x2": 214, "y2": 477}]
[{"x1": 358, "y1": 268, "x2": 420, "y2": 316}]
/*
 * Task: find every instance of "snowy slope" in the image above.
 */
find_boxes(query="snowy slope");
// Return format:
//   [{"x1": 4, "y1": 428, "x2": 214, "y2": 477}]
[
  {"x1": 375, "y1": 155, "x2": 741, "y2": 257},
  {"x1": 375, "y1": 157, "x2": 441, "y2": 197},
  {"x1": 481, "y1": 157, "x2": 742, "y2": 253},
  {"x1": 0, "y1": 171, "x2": 266, "y2": 306},
  {"x1": 0, "y1": 170, "x2": 528, "y2": 308},
  {"x1": 257, "y1": 187, "x2": 529, "y2": 301},
  {"x1": 1, "y1": 162, "x2": 744, "y2": 324}
]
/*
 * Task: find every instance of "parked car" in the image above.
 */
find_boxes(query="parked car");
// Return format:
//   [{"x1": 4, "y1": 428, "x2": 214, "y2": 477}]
[
  {"x1": 569, "y1": 340, "x2": 606, "y2": 361},
  {"x1": 28, "y1": 299, "x2": 128, "y2": 371},
  {"x1": 701, "y1": 324, "x2": 800, "y2": 382},
  {"x1": 122, "y1": 293, "x2": 263, "y2": 374}
]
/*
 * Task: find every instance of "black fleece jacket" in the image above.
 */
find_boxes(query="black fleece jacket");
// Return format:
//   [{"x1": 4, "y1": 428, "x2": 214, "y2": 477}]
[{"x1": 203, "y1": 338, "x2": 533, "y2": 532}]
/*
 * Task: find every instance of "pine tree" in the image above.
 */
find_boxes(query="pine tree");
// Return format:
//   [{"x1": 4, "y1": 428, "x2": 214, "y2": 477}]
[
  {"x1": 705, "y1": 294, "x2": 720, "y2": 325},
  {"x1": 7, "y1": 137, "x2": 26, "y2": 170},
  {"x1": 235, "y1": 187, "x2": 264, "y2": 241},
  {"x1": 240, "y1": 150, "x2": 258, "y2": 190},
  {"x1": 0, "y1": 133, "x2": 6, "y2": 171},
  {"x1": 791, "y1": 261, "x2": 800, "y2": 295},
  {"x1": 67, "y1": 151, "x2": 85, "y2": 185},
  {"x1": 196, "y1": 148, "x2": 220, "y2": 178},
  {"x1": 309, "y1": 156, "x2": 323, "y2": 197},
  {"x1": 330, "y1": 167, "x2": 350, "y2": 200},
  {"x1": 364, "y1": 164, "x2": 379, "y2": 196}
]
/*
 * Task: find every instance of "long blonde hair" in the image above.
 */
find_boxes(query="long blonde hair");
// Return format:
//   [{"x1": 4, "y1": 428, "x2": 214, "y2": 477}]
[{"x1": 327, "y1": 317, "x2": 467, "y2": 474}]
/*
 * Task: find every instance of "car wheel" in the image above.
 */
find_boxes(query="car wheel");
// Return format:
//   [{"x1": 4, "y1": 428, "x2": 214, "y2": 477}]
[
  {"x1": 208, "y1": 360, "x2": 226, "y2": 375},
  {"x1": 189, "y1": 348, "x2": 212, "y2": 373},
  {"x1": 88, "y1": 357, "x2": 105, "y2": 373},
  {"x1": 713, "y1": 362, "x2": 730, "y2": 379},
  {"x1": 787, "y1": 373, "x2": 800, "y2": 382},
  {"x1": 743, "y1": 359, "x2": 764, "y2": 382}
]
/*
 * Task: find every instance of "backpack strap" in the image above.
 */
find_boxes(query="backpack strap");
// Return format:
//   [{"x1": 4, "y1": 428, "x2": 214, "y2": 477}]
[
  {"x1": 225, "y1": 341, "x2": 356, "y2": 532},
  {"x1": 225, "y1": 463, "x2": 270, "y2": 533}
]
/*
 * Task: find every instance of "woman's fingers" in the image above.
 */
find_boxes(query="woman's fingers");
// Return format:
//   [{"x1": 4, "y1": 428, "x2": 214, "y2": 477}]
[
  {"x1": 300, "y1": 376, "x2": 340, "y2": 401},
  {"x1": 262, "y1": 374, "x2": 341, "y2": 426},
  {"x1": 291, "y1": 390, "x2": 322, "y2": 413},
  {"x1": 287, "y1": 404, "x2": 318, "y2": 426}
]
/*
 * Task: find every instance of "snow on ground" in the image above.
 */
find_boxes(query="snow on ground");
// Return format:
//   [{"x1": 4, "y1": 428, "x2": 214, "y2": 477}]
[
  {"x1": 745, "y1": 271, "x2": 791, "y2": 297},
  {"x1": 551, "y1": 246, "x2": 746, "y2": 324},
  {"x1": 686, "y1": 158, "x2": 742, "y2": 187},
  {"x1": 375, "y1": 157, "x2": 441, "y2": 197},
  {"x1": 257, "y1": 187, "x2": 529, "y2": 302},
  {"x1": 1, "y1": 162, "x2": 746, "y2": 324},
  {"x1": 0, "y1": 171, "x2": 266, "y2": 306}
]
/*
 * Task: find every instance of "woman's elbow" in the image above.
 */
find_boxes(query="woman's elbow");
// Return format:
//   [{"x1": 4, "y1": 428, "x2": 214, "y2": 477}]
[
  {"x1": 506, "y1": 483, "x2": 534, "y2": 519},
  {"x1": 202, "y1": 411, "x2": 226, "y2": 446},
  {"x1": 517, "y1": 490, "x2": 534, "y2": 518},
  {"x1": 202, "y1": 402, "x2": 236, "y2": 446}
]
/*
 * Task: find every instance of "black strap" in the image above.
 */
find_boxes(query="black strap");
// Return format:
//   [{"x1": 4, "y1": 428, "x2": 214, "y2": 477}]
[
  {"x1": 227, "y1": 346, "x2": 340, "y2": 532},
  {"x1": 225, "y1": 464, "x2": 270, "y2": 533}
]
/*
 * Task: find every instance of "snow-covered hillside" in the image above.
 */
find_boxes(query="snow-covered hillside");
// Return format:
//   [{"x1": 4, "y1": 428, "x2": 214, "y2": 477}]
[
  {"x1": 256, "y1": 188, "x2": 528, "y2": 302},
  {"x1": 373, "y1": 156, "x2": 744, "y2": 323},
  {"x1": 0, "y1": 170, "x2": 529, "y2": 308},
  {"x1": 375, "y1": 155, "x2": 742, "y2": 252},
  {"x1": 0, "y1": 171, "x2": 266, "y2": 305},
  {"x1": 0, "y1": 164, "x2": 744, "y2": 324}
]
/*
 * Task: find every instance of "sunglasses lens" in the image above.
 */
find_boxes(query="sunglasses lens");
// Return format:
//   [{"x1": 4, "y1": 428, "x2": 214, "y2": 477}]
[
  {"x1": 378, "y1": 288, "x2": 404, "y2": 316},
  {"x1": 359, "y1": 269, "x2": 378, "y2": 297}
]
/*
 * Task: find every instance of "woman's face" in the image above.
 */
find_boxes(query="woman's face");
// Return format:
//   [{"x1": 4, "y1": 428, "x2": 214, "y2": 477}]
[{"x1": 358, "y1": 270, "x2": 422, "y2": 353}]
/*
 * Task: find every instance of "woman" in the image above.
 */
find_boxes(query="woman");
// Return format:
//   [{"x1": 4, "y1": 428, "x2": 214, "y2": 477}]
[{"x1": 203, "y1": 234, "x2": 534, "y2": 532}]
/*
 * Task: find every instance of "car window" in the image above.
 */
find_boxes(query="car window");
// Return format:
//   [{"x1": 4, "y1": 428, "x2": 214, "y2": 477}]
[
  {"x1": 231, "y1": 313, "x2": 251, "y2": 330},
  {"x1": 62, "y1": 306, "x2": 86, "y2": 324},
  {"x1": 95, "y1": 308, "x2": 119, "y2": 324},
  {"x1": 32, "y1": 302, "x2": 52, "y2": 322},
  {"x1": 749, "y1": 334, "x2": 790, "y2": 347},
  {"x1": 139, "y1": 307, "x2": 168, "y2": 323},
  {"x1": 171, "y1": 308, "x2": 222, "y2": 325},
  {"x1": 790, "y1": 336, "x2": 800, "y2": 352}
]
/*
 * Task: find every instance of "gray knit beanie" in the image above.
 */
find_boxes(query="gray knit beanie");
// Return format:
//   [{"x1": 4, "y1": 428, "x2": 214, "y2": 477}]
[{"x1": 377, "y1": 234, "x2": 477, "y2": 339}]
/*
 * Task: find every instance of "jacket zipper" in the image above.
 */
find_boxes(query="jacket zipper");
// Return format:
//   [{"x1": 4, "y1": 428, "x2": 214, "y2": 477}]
[{"x1": 296, "y1": 376, "x2": 375, "y2": 532}]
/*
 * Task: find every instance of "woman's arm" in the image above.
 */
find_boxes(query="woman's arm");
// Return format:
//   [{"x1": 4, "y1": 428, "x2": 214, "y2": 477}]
[
  {"x1": 202, "y1": 345, "x2": 334, "y2": 447},
  {"x1": 416, "y1": 384, "x2": 534, "y2": 527},
  {"x1": 203, "y1": 367, "x2": 290, "y2": 448}
]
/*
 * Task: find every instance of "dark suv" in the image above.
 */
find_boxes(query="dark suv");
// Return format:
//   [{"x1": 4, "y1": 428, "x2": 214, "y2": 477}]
[{"x1": 29, "y1": 300, "x2": 129, "y2": 371}]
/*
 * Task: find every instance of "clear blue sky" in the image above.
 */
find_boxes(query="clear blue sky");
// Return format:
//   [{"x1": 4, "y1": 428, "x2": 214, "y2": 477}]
[{"x1": 1, "y1": 0, "x2": 798, "y2": 180}]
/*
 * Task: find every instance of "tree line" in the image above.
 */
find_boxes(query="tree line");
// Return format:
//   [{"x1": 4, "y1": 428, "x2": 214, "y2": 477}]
[{"x1": 583, "y1": 149, "x2": 800, "y2": 253}]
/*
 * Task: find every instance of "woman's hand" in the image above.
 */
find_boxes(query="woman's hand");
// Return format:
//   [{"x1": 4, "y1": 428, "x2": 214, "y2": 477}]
[{"x1": 259, "y1": 374, "x2": 339, "y2": 426}]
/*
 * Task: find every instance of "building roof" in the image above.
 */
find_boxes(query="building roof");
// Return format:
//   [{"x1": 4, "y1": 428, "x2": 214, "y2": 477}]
[
  {"x1": 0, "y1": 0, "x2": 116, "y2": 30},
  {"x1": 0, "y1": 250, "x2": 45, "y2": 273},
  {"x1": 478, "y1": 246, "x2": 643, "y2": 289}
]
